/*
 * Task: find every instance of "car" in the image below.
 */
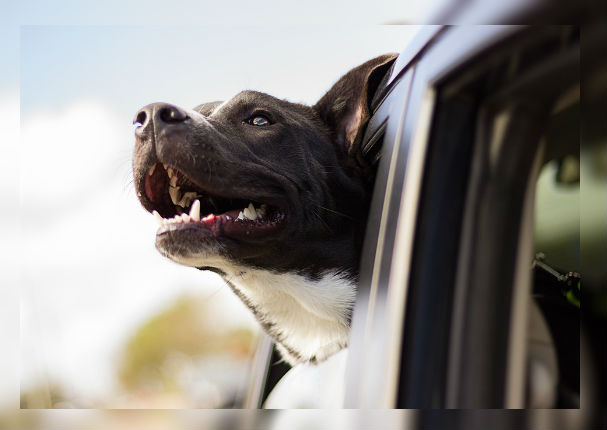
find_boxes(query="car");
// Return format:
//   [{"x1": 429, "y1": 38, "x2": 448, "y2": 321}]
[{"x1": 240, "y1": 1, "x2": 604, "y2": 426}]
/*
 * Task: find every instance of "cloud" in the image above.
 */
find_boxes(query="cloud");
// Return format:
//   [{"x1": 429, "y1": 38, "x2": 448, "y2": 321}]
[
  {"x1": 19, "y1": 100, "x2": 257, "y2": 402},
  {"x1": 21, "y1": 100, "x2": 132, "y2": 209}
]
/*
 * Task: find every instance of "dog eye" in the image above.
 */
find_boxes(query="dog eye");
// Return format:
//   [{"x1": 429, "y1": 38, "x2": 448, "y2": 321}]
[{"x1": 246, "y1": 115, "x2": 271, "y2": 126}]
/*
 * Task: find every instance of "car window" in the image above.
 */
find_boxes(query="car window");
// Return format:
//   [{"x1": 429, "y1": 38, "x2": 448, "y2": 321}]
[{"x1": 529, "y1": 86, "x2": 580, "y2": 408}]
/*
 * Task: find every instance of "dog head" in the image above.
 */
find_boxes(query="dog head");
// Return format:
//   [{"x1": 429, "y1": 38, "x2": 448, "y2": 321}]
[{"x1": 132, "y1": 54, "x2": 397, "y2": 279}]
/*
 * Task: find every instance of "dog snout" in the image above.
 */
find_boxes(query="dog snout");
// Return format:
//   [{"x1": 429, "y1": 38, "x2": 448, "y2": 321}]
[{"x1": 133, "y1": 102, "x2": 189, "y2": 136}]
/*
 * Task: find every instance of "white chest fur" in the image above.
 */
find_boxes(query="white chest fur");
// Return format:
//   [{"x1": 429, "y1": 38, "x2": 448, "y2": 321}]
[
  {"x1": 228, "y1": 269, "x2": 356, "y2": 365},
  {"x1": 169, "y1": 253, "x2": 356, "y2": 365}
]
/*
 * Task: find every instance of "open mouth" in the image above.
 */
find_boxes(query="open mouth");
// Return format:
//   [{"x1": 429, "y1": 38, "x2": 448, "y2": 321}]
[{"x1": 143, "y1": 162, "x2": 286, "y2": 239}]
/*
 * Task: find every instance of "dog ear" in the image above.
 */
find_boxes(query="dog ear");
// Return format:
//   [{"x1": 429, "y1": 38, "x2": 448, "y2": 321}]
[
  {"x1": 314, "y1": 53, "x2": 398, "y2": 163},
  {"x1": 194, "y1": 101, "x2": 223, "y2": 116}
]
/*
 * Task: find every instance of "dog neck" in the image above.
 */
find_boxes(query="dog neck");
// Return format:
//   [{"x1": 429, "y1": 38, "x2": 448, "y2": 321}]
[{"x1": 221, "y1": 266, "x2": 356, "y2": 365}]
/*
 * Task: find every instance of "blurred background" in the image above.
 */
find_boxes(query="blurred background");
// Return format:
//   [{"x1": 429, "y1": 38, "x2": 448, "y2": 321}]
[{"x1": 10, "y1": 22, "x2": 419, "y2": 409}]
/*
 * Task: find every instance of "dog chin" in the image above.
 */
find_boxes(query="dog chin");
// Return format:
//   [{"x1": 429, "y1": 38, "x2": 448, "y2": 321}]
[{"x1": 155, "y1": 229, "x2": 227, "y2": 268}]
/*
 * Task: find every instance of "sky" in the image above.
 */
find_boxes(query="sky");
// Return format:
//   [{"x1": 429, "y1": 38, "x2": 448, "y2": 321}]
[{"x1": 1, "y1": 5, "x2": 424, "y2": 408}]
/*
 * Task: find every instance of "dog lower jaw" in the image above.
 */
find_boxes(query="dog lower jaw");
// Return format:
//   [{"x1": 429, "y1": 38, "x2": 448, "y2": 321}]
[{"x1": 166, "y1": 252, "x2": 355, "y2": 366}]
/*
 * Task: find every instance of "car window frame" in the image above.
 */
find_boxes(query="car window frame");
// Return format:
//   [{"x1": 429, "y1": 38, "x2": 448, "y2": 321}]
[
  {"x1": 345, "y1": 24, "x2": 522, "y2": 409},
  {"x1": 346, "y1": 24, "x2": 580, "y2": 409}
]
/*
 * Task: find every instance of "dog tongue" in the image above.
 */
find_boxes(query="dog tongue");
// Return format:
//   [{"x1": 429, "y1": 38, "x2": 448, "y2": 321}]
[
  {"x1": 221, "y1": 217, "x2": 280, "y2": 239},
  {"x1": 200, "y1": 208, "x2": 285, "y2": 239}
]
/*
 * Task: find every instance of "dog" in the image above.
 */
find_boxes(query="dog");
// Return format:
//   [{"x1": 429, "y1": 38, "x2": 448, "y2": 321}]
[{"x1": 132, "y1": 54, "x2": 398, "y2": 366}]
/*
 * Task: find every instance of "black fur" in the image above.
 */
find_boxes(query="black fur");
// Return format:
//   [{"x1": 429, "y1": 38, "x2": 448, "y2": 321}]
[{"x1": 132, "y1": 54, "x2": 398, "y2": 281}]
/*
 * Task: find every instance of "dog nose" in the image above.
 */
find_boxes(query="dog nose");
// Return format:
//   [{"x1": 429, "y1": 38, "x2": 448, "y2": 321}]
[{"x1": 133, "y1": 103, "x2": 189, "y2": 136}]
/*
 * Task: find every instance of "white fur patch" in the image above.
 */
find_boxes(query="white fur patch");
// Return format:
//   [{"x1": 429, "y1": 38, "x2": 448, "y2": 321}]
[
  {"x1": 169, "y1": 253, "x2": 355, "y2": 365},
  {"x1": 231, "y1": 269, "x2": 355, "y2": 364}
]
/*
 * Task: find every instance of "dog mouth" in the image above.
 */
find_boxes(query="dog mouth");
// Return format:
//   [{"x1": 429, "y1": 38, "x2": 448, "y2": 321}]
[{"x1": 142, "y1": 162, "x2": 287, "y2": 240}]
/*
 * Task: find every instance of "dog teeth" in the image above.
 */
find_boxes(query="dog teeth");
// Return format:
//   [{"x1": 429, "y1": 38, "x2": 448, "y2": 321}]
[
  {"x1": 148, "y1": 164, "x2": 156, "y2": 176},
  {"x1": 243, "y1": 202, "x2": 258, "y2": 220},
  {"x1": 178, "y1": 191, "x2": 198, "y2": 208},
  {"x1": 189, "y1": 199, "x2": 201, "y2": 221},
  {"x1": 236, "y1": 202, "x2": 268, "y2": 221},
  {"x1": 152, "y1": 199, "x2": 203, "y2": 226},
  {"x1": 161, "y1": 165, "x2": 201, "y2": 209},
  {"x1": 169, "y1": 186, "x2": 181, "y2": 205},
  {"x1": 165, "y1": 164, "x2": 179, "y2": 185},
  {"x1": 153, "y1": 199, "x2": 269, "y2": 228}
]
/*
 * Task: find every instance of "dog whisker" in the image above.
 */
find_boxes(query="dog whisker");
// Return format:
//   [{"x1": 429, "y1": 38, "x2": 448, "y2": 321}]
[
  {"x1": 311, "y1": 203, "x2": 354, "y2": 221},
  {"x1": 310, "y1": 207, "x2": 335, "y2": 234},
  {"x1": 202, "y1": 285, "x2": 225, "y2": 302}
]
